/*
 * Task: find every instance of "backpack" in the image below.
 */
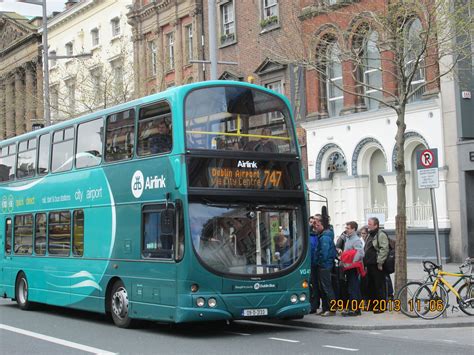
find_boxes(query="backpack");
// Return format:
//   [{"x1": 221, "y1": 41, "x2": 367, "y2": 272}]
[{"x1": 380, "y1": 234, "x2": 396, "y2": 274}]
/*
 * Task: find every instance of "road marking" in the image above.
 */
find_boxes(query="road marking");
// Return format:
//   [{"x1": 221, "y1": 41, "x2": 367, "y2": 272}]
[
  {"x1": 442, "y1": 340, "x2": 456, "y2": 343},
  {"x1": 369, "y1": 332, "x2": 381, "y2": 335},
  {"x1": 224, "y1": 331, "x2": 251, "y2": 336},
  {"x1": 323, "y1": 345, "x2": 359, "y2": 352},
  {"x1": 269, "y1": 337, "x2": 300, "y2": 343},
  {"x1": 0, "y1": 324, "x2": 117, "y2": 355}
]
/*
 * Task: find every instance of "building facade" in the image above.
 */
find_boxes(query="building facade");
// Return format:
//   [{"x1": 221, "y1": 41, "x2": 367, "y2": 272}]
[
  {"x1": 46, "y1": 0, "x2": 134, "y2": 122},
  {"x1": 297, "y1": 0, "x2": 457, "y2": 260},
  {"x1": 126, "y1": 0, "x2": 205, "y2": 97},
  {"x1": 0, "y1": 12, "x2": 43, "y2": 140}
]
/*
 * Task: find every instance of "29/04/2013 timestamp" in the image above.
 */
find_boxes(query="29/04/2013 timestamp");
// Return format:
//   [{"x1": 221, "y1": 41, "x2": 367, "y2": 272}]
[{"x1": 329, "y1": 299, "x2": 446, "y2": 313}]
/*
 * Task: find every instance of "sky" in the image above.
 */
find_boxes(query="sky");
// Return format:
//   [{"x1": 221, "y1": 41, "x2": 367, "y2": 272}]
[{"x1": 0, "y1": 0, "x2": 65, "y2": 17}]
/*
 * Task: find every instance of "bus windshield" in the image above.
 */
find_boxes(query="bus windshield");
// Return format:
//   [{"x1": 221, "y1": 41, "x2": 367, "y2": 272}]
[
  {"x1": 184, "y1": 86, "x2": 296, "y2": 154},
  {"x1": 189, "y1": 202, "x2": 304, "y2": 276}
]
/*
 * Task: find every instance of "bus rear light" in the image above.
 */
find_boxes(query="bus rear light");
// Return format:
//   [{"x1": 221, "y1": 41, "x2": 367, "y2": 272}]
[
  {"x1": 302, "y1": 280, "x2": 309, "y2": 289},
  {"x1": 290, "y1": 294, "x2": 298, "y2": 304},
  {"x1": 196, "y1": 297, "x2": 206, "y2": 307},
  {"x1": 299, "y1": 293, "x2": 307, "y2": 302},
  {"x1": 208, "y1": 298, "x2": 217, "y2": 308},
  {"x1": 191, "y1": 284, "x2": 199, "y2": 293}
]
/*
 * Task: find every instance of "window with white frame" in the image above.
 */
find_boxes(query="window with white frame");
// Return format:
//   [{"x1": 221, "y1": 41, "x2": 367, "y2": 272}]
[
  {"x1": 65, "y1": 42, "x2": 73, "y2": 57},
  {"x1": 363, "y1": 31, "x2": 382, "y2": 110},
  {"x1": 220, "y1": 1, "x2": 235, "y2": 42},
  {"x1": 111, "y1": 17, "x2": 121, "y2": 37},
  {"x1": 326, "y1": 42, "x2": 343, "y2": 117},
  {"x1": 50, "y1": 84, "x2": 59, "y2": 117},
  {"x1": 262, "y1": 0, "x2": 278, "y2": 20},
  {"x1": 91, "y1": 28, "x2": 99, "y2": 47},
  {"x1": 167, "y1": 32, "x2": 175, "y2": 70},
  {"x1": 112, "y1": 61, "x2": 123, "y2": 96},
  {"x1": 90, "y1": 67, "x2": 102, "y2": 105},
  {"x1": 185, "y1": 24, "x2": 193, "y2": 63},
  {"x1": 404, "y1": 18, "x2": 425, "y2": 102},
  {"x1": 66, "y1": 79, "x2": 76, "y2": 115},
  {"x1": 149, "y1": 41, "x2": 157, "y2": 76},
  {"x1": 49, "y1": 50, "x2": 57, "y2": 67},
  {"x1": 265, "y1": 80, "x2": 284, "y2": 121}
]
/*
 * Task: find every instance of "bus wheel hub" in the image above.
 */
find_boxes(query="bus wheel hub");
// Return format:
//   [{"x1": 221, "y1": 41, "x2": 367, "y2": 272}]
[{"x1": 112, "y1": 287, "x2": 129, "y2": 318}]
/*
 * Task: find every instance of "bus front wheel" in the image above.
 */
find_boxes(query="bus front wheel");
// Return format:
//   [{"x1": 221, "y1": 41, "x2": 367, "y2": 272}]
[
  {"x1": 110, "y1": 280, "x2": 136, "y2": 328},
  {"x1": 15, "y1": 272, "x2": 33, "y2": 311}
]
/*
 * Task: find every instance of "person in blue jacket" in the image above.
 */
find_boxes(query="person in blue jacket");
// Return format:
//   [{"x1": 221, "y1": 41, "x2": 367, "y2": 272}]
[
  {"x1": 309, "y1": 215, "x2": 320, "y2": 313},
  {"x1": 314, "y1": 214, "x2": 337, "y2": 316}
]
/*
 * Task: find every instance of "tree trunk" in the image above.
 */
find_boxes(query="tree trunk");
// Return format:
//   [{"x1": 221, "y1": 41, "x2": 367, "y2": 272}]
[{"x1": 394, "y1": 107, "x2": 407, "y2": 294}]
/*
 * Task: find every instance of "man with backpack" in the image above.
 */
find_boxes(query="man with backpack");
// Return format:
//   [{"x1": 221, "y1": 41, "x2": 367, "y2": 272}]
[{"x1": 363, "y1": 217, "x2": 389, "y2": 313}]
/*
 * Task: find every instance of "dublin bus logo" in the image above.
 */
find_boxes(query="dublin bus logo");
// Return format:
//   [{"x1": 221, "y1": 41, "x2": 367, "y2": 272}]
[{"x1": 131, "y1": 170, "x2": 144, "y2": 198}]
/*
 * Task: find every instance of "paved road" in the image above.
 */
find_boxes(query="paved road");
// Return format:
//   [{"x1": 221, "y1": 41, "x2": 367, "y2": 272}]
[{"x1": 0, "y1": 299, "x2": 472, "y2": 355}]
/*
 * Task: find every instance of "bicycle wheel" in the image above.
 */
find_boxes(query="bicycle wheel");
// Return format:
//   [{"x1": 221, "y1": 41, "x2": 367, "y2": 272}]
[
  {"x1": 396, "y1": 281, "x2": 423, "y2": 318},
  {"x1": 413, "y1": 282, "x2": 448, "y2": 320},
  {"x1": 457, "y1": 282, "x2": 474, "y2": 316}
]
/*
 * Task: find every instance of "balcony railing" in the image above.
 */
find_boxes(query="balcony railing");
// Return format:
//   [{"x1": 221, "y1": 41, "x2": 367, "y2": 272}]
[{"x1": 364, "y1": 199, "x2": 432, "y2": 228}]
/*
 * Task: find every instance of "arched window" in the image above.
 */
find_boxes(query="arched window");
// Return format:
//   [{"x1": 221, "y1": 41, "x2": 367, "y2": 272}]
[
  {"x1": 369, "y1": 149, "x2": 387, "y2": 208},
  {"x1": 363, "y1": 31, "x2": 382, "y2": 110},
  {"x1": 405, "y1": 18, "x2": 425, "y2": 102},
  {"x1": 326, "y1": 42, "x2": 343, "y2": 117}
]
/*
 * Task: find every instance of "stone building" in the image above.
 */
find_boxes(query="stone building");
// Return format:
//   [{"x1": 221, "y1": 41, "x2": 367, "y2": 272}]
[
  {"x1": 0, "y1": 12, "x2": 43, "y2": 140},
  {"x1": 46, "y1": 0, "x2": 134, "y2": 122},
  {"x1": 126, "y1": 0, "x2": 205, "y2": 96}
]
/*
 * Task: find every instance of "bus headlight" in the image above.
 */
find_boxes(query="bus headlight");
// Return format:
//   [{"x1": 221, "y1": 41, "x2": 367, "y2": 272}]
[
  {"x1": 299, "y1": 293, "x2": 307, "y2": 302},
  {"x1": 196, "y1": 297, "x2": 206, "y2": 307},
  {"x1": 191, "y1": 284, "x2": 199, "y2": 293},
  {"x1": 290, "y1": 294, "x2": 298, "y2": 304},
  {"x1": 208, "y1": 298, "x2": 217, "y2": 308}
]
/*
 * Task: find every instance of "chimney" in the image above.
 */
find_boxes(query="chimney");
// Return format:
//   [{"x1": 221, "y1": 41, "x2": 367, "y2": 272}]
[{"x1": 65, "y1": 0, "x2": 79, "y2": 10}]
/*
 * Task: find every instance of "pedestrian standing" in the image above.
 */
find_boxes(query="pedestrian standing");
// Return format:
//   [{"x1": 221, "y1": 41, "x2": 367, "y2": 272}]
[
  {"x1": 340, "y1": 221, "x2": 364, "y2": 316},
  {"x1": 314, "y1": 215, "x2": 337, "y2": 316},
  {"x1": 363, "y1": 217, "x2": 389, "y2": 313}
]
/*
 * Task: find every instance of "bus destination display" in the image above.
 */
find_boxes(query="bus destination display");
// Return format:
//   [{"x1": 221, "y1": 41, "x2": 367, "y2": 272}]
[
  {"x1": 209, "y1": 166, "x2": 282, "y2": 189},
  {"x1": 187, "y1": 157, "x2": 302, "y2": 191}
]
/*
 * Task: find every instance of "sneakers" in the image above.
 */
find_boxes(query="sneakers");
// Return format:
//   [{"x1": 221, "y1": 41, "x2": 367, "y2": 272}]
[
  {"x1": 320, "y1": 311, "x2": 336, "y2": 317},
  {"x1": 341, "y1": 310, "x2": 361, "y2": 317}
]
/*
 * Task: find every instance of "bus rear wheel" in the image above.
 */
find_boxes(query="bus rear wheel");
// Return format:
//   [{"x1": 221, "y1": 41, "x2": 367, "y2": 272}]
[
  {"x1": 110, "y1": 280, "x2": 136, "y2": 328},
  {"x1": 15, "y1": 272, "x2": 33, "y2": 311}
]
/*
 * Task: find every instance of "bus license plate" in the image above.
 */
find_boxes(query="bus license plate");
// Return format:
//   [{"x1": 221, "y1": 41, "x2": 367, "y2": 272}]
[{"x1": 241, "y1": 308, "x2": 268, "y2": 317}]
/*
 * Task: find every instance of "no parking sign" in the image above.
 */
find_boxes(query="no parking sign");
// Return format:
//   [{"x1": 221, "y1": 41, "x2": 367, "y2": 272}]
[{"x1": 416, "y1": 148, "x2": 439, "y2": 189}]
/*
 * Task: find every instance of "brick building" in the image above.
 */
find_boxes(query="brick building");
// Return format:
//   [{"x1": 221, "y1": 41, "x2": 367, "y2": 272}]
[{"x1": 127, "y1": 0, "x2": 205, "y2": 96}]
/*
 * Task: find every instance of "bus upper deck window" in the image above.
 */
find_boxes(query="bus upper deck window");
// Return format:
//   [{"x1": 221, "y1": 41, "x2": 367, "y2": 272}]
[
  {"x1": 137, "y1": 102, "x2": 172, "y2": 156},
  {"x1": 105, "y1": 109, "x2": 135, "y2": 162},
  {"x1": 0, "y1": 145, "x2": 16, "y2": 182}
]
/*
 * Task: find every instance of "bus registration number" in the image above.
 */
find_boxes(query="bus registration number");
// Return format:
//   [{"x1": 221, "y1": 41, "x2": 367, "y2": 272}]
[{"x1": 241, "y1": 308, "x2": 268, "y2": 317}]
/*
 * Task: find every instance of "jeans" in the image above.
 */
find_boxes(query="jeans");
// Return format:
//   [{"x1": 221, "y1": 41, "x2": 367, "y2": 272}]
[
  {"x1": 310, "y1": 265, "x2": 320, "y2": 311},
  {"x1": 318, "y1": 266, "x2": 335, "y2": 312},
  {"x1": 345, "y1": 268, "x2": 361, "y2": 309}
]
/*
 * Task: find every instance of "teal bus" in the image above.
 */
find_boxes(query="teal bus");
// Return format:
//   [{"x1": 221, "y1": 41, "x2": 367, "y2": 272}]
[{"x1": 0, "y1": 81, "x2": 310, "y2": 328}]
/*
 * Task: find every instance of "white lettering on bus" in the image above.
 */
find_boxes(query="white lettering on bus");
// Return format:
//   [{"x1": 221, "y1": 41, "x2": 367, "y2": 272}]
[{"x1": 237, "y1": 160, "x2": 258, "y2": 169}]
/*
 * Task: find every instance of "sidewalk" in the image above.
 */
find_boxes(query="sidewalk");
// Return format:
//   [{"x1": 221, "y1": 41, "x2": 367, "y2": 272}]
[{"x1": 269, "y1": 262, "x2": 474, "y2": 330}]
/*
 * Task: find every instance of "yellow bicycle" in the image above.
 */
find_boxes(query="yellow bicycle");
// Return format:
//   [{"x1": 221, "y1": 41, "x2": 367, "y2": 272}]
[{"x1": 413, "y1": 258, "x2": 473, "y2": 320}]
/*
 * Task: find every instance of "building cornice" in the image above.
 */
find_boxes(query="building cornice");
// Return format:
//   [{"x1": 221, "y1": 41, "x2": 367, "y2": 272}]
[{"x1": 41, "y1": 0, "x2": 98, "y2": 32}]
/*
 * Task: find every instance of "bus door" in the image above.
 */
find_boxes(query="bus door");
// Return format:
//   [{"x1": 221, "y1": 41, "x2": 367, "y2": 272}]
[{"x1": 1, "y1": 217, "x2": 13, "y2": 291}]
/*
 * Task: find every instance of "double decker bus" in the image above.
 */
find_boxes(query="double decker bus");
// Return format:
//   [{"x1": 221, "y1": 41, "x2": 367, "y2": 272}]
[{"x1": 0, "y1": 81, "x2": 310, "y2": 328}]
